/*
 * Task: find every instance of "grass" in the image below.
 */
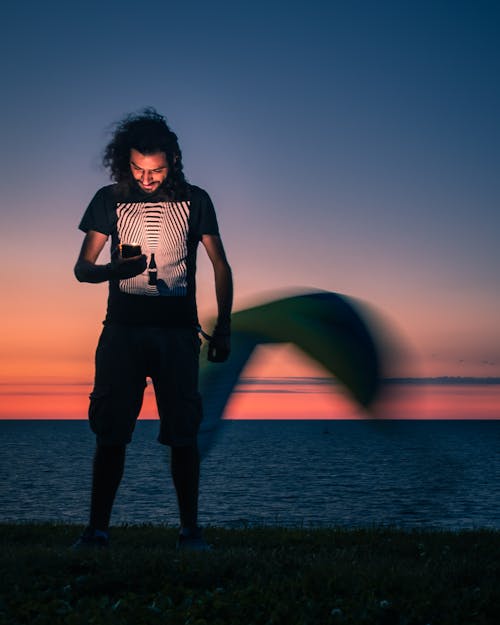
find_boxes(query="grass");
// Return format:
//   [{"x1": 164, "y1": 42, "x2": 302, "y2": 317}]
[{"x1": 1, "y1": 523, "x2": 499, "y2": 624}]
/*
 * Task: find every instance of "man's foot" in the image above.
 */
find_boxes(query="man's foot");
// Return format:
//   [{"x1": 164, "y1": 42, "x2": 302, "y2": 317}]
[
  {"x1": 72, "y1": 527, "x2": 109, "y2": 550},
  {"x1": 176, "y1": 527, "x2": 212, "y2": 551}
]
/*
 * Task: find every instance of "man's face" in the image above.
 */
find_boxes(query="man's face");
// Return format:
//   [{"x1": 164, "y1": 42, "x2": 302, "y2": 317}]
[{"x1": 129, "y1": 148, "x2": 168, "y2": 193}]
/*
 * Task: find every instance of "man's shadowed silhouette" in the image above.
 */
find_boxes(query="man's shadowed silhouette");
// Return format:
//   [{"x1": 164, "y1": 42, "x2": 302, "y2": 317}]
[{"x1": 73, "y1": 108, "x2": 233, "y2": 550}]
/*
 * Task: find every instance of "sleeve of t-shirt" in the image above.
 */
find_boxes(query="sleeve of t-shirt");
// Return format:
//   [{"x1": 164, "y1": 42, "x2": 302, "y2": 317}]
[
  {"x1": 194, "y1": 187, "x2": 220, "y2": 237},
  {"x1": 78, "y1": 187, "x2": 113, "y2": 235}
]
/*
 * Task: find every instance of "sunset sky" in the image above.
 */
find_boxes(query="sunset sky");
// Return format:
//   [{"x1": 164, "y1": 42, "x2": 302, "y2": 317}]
[{"x1": 1, "y1": 1, "x2": 499, "y2": 420}]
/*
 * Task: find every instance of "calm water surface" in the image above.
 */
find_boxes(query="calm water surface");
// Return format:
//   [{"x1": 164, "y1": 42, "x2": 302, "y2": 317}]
[{"x1": 1, "y1": 419, "x2": 499, "y2": 530}]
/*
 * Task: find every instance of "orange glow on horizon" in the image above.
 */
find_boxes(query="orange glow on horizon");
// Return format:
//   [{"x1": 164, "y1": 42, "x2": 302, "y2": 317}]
[
  {"x1": 1, "y1": 311, "x2": 498, "y2": 421},
  {"x1": 0, "y1": 381, "x2": 498, "y2": 421}
]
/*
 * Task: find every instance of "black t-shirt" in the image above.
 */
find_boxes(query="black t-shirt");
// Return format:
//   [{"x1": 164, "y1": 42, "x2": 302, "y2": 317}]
[{"x1": 79, "y1": 183, "x2": 219, "y2": 327}]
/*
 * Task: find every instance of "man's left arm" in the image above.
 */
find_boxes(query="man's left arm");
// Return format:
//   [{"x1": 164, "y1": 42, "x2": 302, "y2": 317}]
[{"x1": 201, "y1": 234, "x2": 233, "y2": 362}]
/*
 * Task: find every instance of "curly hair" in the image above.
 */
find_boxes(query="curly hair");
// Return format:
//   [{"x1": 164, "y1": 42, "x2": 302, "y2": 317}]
[{"x1": 103, "y1": 107, "x2": 189, "y2": 199}]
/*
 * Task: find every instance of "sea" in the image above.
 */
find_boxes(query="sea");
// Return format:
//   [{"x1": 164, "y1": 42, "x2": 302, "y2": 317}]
[{"x1": 1, "y1": 419, "x2": 499, "y2": 530}]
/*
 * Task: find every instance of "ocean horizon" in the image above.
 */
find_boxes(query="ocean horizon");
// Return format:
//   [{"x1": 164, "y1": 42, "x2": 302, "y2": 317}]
[{"x1": 1, "y1": 378, "x2": 499, "y2": 421}]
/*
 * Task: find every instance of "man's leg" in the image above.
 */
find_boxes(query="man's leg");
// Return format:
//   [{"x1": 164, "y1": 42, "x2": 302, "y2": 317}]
[
  {"x1": 170, "y1": 444, "x2": 200, "y2": 531},
  {"x1": 89, "y1": 443, "x2": 126, "y2": 531},
  {"x1": 152, "y1": 327, "x2": 203, "y2": 530},
  {"x1": 72, "y1": 443, "x2": 126, "y2": 549},
  {"x1": 74, "y1": 326, "x2": 145, "y2": 548},
  {"x1": 151, "y1": 327, "x2": 208, "y2": 548}
]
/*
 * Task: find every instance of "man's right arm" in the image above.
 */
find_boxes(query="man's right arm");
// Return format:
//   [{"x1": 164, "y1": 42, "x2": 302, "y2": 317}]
[{"x1": 74, "y1": 230, "x2": 147, "y2": 283}]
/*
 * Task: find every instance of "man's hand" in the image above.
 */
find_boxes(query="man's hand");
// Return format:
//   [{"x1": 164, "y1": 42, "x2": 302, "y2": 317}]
[
  {"x1": 75, "y1": 231, "x2": 147, "y2": 284},
  {"x1": 201, "y1": 234, "x2": 233, "y2": 362},
  {"x1": 110, "y1": 248, "x2": 147, "y2": 280},
  {"x1": 208, "y1": 327, "x2": 231, "y2": 363}
]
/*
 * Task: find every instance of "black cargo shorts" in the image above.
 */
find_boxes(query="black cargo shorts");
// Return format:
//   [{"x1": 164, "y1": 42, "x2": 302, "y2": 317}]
[{"x1": 89, "y1": 324, "x2": 202, "y2": 446}]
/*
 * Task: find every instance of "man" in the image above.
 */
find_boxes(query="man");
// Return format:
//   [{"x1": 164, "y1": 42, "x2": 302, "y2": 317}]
[{"x1": 73, "y1": 108, "x2": 233, "y2": 550}]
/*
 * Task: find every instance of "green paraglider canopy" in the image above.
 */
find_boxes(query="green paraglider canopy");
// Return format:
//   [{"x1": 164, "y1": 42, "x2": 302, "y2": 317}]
[{"x1": 198, "y1": 291, "x2": 382, "y2": 456}]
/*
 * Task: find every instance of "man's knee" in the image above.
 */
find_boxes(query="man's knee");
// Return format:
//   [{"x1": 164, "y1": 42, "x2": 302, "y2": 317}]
[
  {"x1": 95, "y1": 443, "x2": 127, "y2": 459},
  {"x1": 171, "y1": 444, "x2": 199, "y2": 466}
]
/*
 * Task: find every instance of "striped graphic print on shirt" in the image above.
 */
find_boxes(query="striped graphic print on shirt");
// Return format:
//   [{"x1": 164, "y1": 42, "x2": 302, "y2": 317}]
[{"x1": 116, "y1": 201, "x2": 190, "y2": 296}]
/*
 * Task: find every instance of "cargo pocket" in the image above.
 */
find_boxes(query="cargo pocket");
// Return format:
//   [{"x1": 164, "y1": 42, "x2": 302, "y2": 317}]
[{"x1": 88, "y1": 386, "x2": 112, "y2": 438}]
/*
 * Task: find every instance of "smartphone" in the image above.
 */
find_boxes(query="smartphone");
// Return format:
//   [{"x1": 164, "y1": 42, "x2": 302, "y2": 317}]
[{"x1": 119, "y1": 243, "x2": 142, "y2": 258}]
